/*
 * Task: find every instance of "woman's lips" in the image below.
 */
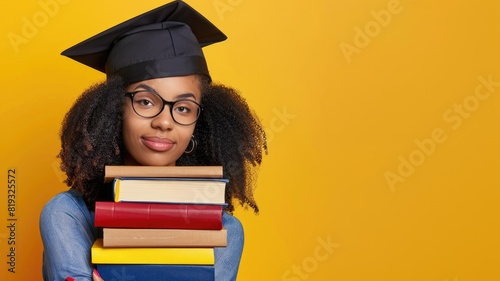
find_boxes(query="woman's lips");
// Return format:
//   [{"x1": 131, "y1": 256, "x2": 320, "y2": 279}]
[{"x1": 141, "y1": 137, "x2": 175, "y2": 152}]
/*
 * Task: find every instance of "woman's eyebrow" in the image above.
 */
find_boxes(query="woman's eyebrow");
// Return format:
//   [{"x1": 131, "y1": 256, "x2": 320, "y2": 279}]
[
  {"x1": 132, "y1": 83, "x2": 158, "y2": 93},
  {"x1": 176, "y1": 93, "x2": 197, "y2": 100},
  {"x1": 132, "y1": 84, "x2": 197, "y2": 101}
]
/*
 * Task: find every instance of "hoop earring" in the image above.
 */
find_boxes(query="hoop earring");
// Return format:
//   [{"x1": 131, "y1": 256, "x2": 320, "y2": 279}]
[{"x1": 184, "y1": 136, "x2": 197, "y2": 154}]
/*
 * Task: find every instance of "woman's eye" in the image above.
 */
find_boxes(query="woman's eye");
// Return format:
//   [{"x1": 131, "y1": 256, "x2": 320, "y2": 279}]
[
  {"x1": 175, "y1": 106, "x2": 191, "y2": 113},
  {"x1": 174, "y1": 101, "x2": 198, "y2": 115},
  {"x1": 136, "y1": 99, "x2": 154, "y2": 107}
]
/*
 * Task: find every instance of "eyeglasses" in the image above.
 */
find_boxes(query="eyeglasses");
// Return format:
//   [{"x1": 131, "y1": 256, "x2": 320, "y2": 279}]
[{"x1": 125, "y1": 91, "x2": 201, "y2": 125}]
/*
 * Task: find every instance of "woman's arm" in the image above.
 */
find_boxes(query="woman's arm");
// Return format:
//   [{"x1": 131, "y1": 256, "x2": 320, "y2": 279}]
[
  {"x1": 215, "y1": 212, "x2": 245, "y2": 281},
  {"x1": 40, "y1": 189, "x2": 98, "y2": 281}
]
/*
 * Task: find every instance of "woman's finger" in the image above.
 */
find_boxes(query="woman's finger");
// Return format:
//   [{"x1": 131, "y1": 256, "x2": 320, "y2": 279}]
[{"x1": 92, "y1": 269, "x2": 104, "y2": 281}]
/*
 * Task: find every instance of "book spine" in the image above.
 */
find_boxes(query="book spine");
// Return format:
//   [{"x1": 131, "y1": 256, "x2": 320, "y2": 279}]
[
  {"x1": 104, "y1": 165, "x2": 223, "y2": 182},
  {"x1": 112, "y1": 178, "x2": 227, "y2": 204},
  {"x1": 94, "y1": 202, "x2": 223, "y2": 229},
  {"x1": 91, "y1": 239, "x2": 215, "y2": 265},
  {"x1": 97, "y1": 264, "x2": 215, "y2": 281},
  {"x1": 102, "y1": 228, "x2": 227, "y2": 247}
]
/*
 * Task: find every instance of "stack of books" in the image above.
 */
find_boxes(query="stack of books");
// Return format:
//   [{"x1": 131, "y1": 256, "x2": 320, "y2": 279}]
[{"x1": 91, "y1": 166, "x2": 228, "y2": 281}]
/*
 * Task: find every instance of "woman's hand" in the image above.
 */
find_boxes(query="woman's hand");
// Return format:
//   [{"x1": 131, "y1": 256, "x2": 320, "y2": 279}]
[{"x1": 93, "y1": 269, "x2": 104, "y2": 281}]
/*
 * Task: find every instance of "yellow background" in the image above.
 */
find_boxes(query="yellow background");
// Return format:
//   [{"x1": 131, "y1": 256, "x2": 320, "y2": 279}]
[{"x1": 1, "y1": 0, "x2": 499, "y2": 280}]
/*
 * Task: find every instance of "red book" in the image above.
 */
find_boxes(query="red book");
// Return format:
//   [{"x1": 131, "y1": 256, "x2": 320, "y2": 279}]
[{"x1": 94, "y1": 202, "x2": 223, "y2": 230}]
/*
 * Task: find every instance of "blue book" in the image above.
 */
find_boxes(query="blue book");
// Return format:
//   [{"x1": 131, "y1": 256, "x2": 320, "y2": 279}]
[{"x1": 97, "y1": 264, "x2": 215, "y2": 281}]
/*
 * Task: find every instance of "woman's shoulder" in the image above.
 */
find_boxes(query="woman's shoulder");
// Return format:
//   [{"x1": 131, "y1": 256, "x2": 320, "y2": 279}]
[
  {"x1": 40, "y1": 188, "x2": 90, "y2": 218},
  {"x1": 40, "y1": 188, "x2": 96, "y2": 236},
  {"x1": 222, "y1": 212, "x2": 244, "y2": 237}
]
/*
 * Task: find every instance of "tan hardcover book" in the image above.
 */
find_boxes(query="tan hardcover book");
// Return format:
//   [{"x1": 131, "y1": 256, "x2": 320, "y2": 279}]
[
  {"x1": 103, "y1": 228, "x2": 227, "y2": 248},
  {"x1": 104, "y1": 166, "x2": 223, "y2": 182}
]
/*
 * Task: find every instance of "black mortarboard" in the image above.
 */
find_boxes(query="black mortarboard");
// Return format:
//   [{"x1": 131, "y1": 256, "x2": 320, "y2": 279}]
[{"x1": 61, "y1": 0, "x2": 226, "y2": 84}]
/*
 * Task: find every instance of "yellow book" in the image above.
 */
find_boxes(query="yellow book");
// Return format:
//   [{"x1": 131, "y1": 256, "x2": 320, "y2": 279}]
[{"x1": 91, "y1": 239, "x2": 214, "y2": 265}]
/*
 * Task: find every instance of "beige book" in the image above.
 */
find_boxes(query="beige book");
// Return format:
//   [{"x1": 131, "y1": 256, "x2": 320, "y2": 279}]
[
  {"x1": 104, "y1": 166, "x2": 223, "y2": 182},
  {"x1": 103, "y1": 228, "x2": 227, "y2": 248}
]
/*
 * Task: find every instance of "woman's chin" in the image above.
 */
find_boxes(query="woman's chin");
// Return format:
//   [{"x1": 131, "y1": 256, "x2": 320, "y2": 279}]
[
  {"x1": 123, "y1": 154, "x2": 177, "y2": 166},
  {"x1": 139, "y1": 159, "x2": 176, "y2": 166}
]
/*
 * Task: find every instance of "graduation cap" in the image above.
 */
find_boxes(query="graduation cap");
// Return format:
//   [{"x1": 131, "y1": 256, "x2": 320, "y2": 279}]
[{"x1": 61, "y1": 0, "x2": 226, "y2": 84}]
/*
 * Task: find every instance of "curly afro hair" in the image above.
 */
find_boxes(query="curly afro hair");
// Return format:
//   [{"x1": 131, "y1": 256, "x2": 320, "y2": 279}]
[{"x1": 58, "y1": 75, "x2": 267, "y2": 213}]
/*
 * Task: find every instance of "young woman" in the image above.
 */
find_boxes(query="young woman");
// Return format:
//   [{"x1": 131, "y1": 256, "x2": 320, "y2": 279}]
[{"x1": 39, "y1": 1, "x2": 267, "y2": 280}]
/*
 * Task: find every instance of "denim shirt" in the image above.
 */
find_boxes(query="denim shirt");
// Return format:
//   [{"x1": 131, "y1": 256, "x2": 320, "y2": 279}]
[{"x1": 40, "y1": 189, "x2": 244, "y2": 281}]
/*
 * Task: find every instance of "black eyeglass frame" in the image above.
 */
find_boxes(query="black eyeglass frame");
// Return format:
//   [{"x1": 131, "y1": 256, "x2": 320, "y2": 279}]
[{"x1": 125, "y1": 91, "x2": 202, "y2": 126}]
